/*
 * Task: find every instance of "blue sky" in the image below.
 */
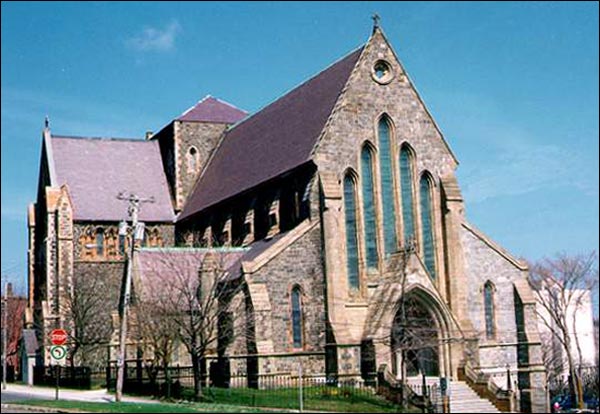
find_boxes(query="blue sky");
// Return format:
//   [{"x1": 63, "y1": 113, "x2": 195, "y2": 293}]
[{"x1": 2, "y1": 2, "x2": 598, "y2": 311}]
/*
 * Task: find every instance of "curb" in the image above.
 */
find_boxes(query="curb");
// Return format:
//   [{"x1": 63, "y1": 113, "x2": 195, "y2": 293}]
[{"x1": 1, "y1": 403, "x2": 85, "y2": 413}]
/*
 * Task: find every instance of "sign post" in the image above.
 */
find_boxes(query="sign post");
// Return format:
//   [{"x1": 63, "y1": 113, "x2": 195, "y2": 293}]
[{"x1": 50, "y1": 329, "x2": 68, "y2": 401}]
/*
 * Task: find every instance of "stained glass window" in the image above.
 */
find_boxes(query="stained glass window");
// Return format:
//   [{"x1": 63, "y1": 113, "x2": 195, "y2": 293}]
[
  {"x1": 291, "y1": 287, "x2": 303, "y2": 348},
  {"x1": 420, "y1": 175, "x2": 436, "y2": 279},
  {"x1": 484, "y1": 282, "x2": 496, "y2": 338},
  {"x1": 361, "y1": 146, "x2": 379, "y2": 269},
  {"x1": 399, "y1": 146, "x2": 415, "y2": 244},
  {"x1": 344, "y1": 174, "x2": 360, "y2": 289},
  {"x1": 378, "y1": 117, "x2": 397, "y2": 256}
]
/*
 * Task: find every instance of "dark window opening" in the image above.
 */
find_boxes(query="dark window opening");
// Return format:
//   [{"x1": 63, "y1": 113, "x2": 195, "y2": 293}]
[
  {"x1": 96, "y1": 229, "x2": 104, "y2": 256},
  {"x1": 291, "y1": 287, "x2": 303, "y2": 348}
]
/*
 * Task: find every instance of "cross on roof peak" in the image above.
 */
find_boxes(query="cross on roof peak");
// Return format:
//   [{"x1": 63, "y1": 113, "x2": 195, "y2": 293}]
[{"x1": 372, "y1": 13, "x2": 381, "y2": 33}]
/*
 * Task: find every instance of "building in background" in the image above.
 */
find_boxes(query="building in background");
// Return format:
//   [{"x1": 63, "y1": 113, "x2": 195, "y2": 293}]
[{"x1": 1, "y1": 283, "x2": 27, "y2": 381}]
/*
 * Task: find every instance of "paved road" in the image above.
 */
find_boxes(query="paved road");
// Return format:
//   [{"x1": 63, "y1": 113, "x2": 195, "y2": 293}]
[
  {"x1": 2, "y1": 389, "x2": 47, "y2": 403},
  {"x1": 1, "y1": 383, "x2": 150, "y2": 403},
  {"x1": 2, "y1": 389, "x2": 59, "y2": 413}
]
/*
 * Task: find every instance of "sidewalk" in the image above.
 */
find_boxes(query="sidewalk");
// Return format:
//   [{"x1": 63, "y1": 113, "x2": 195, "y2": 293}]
[{"x1": 2, "y1": 383, "x2": 154, "y2": 404}]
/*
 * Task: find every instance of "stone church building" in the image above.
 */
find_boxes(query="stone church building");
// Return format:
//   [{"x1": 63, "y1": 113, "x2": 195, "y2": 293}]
[{"x1": 28, "y1": 23, "x2": 547, "y2": 412}]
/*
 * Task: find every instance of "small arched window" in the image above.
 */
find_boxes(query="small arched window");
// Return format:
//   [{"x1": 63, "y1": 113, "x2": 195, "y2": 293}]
[
  {"x1": 291, "y1": 286, "x2": 303, "y2": 348},
  {"x1": 399, "y1": 145, "x2": 416, "y2": 244},
  {"x1": 378, "y1": 116, "x2": 397, "y2": 256},
  {"x1": 187, "y1": 146, "x2": 199, "y2": 172},
  {"x1": 419, "y1": 174, "x2": 436, "y2": 279},
  {"x1": 361, "y1": 145, "x2": 379, "y2": 269},
  {"x1": 484, "y1": 282, "x2": 496, "y2": 339},
  {"x1": 344, "y1": 173, "x2": 360, "y2": 289},
  {"x1": 95, "y1": 228, "x2": 104, "y2": 257},
  {"x1": 119, "y1": 234, "x2": 126, "y2": 255}
]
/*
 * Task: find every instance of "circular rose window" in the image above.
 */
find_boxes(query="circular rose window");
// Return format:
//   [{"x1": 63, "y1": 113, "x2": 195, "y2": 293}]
[{"x1": 371, "y1": 60, "x2": 394, "y2": 84}]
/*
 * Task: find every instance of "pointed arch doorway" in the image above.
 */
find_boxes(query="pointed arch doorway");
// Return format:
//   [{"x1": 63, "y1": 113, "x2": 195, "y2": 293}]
[{"x1": 391, "y1": 293, "x2": 444, "y2": 379}]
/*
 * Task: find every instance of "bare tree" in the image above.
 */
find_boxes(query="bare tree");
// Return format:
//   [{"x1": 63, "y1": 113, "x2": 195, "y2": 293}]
[
  {"x1": 529, "y1": 251, "x2": 599, "y2": 409},
  {"x1": 135, "y1": 294, "x2": 180, "y2": 398},
  {"x1": 63, "y1": 267, "x2": 119, "y2": 368},
  {"x1": 134, "y1": 248, "x2": 248, "y2": 400}
]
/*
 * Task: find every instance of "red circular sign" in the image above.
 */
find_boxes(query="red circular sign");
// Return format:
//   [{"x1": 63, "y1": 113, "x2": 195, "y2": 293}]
[{"x1": 50, "y1": 329, "x2": 68, "y2": 345}]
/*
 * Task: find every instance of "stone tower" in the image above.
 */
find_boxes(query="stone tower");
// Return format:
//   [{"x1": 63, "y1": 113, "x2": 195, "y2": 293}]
[{"x1": 152, "y1": 95, "x2": 247, "y2": 212}]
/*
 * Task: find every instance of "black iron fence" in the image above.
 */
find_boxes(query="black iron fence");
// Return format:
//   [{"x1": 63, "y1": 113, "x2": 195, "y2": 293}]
[
  {"x1": 33, "y1": 365, "x2": 91, "y2": 389},
  {"x1": 0, "y1": 365, "x2": 16, "y2": 382},
  {"x1": 103, "y1": 363, "x2": 401, "y2": 411}
]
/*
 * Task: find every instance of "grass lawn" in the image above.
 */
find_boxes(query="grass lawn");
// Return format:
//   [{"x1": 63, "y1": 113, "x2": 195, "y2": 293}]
[
  {"x1": 188, "y1": 385, "x2": 410, "y2": 413},
  {"x1": 12, "y1": 399, "x2": 271, "y2": 413}
]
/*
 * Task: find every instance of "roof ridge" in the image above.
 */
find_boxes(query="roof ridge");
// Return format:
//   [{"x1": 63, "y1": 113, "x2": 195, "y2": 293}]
[
  {"x1": 178, "y1": 95, "x2": 213, "y2": 119},
  {"x1": 51, "y1": 134, "x2": 146, "y2": 142},
  {"x1": 225, "y1": 44, "x2": 365, "y2": 134},
  {"x1": 179, "y1": 44, "x2": 364, "y2": 220},
  {"x1": 211, "y1": 96, "x2": 248, "y2": 114},
  {"x1": 139, "y1": 246, "x2": 248, "y2": 253},
  {"x1": 176, "y1": 94, "x2": 247, "y2": 123}
]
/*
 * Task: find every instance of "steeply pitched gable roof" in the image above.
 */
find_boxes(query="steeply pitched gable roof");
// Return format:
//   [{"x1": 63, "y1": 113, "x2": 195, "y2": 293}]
[
  {"x1": 177, "y1": 96, "x2": 247, "y2": 124},
  {"x1": 51, "y1": 135, "x2": 175, "y2": 222},
  {"x1": 179, "y1": 46, "x2": 363, "y2": 221}
]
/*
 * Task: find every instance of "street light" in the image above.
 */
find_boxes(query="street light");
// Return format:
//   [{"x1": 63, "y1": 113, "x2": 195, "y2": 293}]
[{"x1": 114, "y1": 193, "x2": 153, "y2": 403}]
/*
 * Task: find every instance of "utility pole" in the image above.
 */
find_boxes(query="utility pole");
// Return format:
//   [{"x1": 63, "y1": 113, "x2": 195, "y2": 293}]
[
  {"x1": 114, "y1": 192, "x2": 153, "y2": 402},
  {"x1": 398, "y1": 237, "x2": 416, "y2": 410},
  {"x1": 2, "y1": 282, "x2": 8, "y2": 390}
]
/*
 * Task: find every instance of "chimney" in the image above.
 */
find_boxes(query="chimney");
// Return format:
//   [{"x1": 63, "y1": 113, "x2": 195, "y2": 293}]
[
  {"x1": 6, "y1": 282, "x2": 13, "y2": 297},
  {"x1": 145, "y1": 131, "x2": 153, "y2": 140}
]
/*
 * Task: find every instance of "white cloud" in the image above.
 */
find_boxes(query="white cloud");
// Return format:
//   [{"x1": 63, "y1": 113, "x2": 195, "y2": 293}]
[
  {"x1": 125, "y1": 20, "x2": 181, "y2": 52},
  {"x1": 460, "y1": 142, "x2": 582, "y2": 203},
  {"x1": 431, "y1": 90, "x2": 598, "y2": 204}
]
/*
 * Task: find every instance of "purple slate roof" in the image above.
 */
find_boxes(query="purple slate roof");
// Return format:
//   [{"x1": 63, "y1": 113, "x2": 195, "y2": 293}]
[
  {"x1": 177, "y1": 96, "x2": 247, "y2": 124},
  {"x1": 51, "y1": 136, "x2": 175, "y2": 222},
  {"x1": 135, "y1": 248, "x2": 247, "y2": 298},
  {"x1": 179, "y1": 47, "x2": 364, "y2": 221}
]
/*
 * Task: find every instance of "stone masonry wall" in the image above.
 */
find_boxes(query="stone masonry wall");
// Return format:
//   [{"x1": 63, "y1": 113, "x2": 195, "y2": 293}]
[
  {"x1": 250, "y1": 223, "x2": 326, "y2": 354},
  {"x1": 460, "y1": 224, "x2": 521, "y2": 368},
  {"x1": 174, "y1": 121, "x2": 228, "y2": 211},
  {"x1": 312, "y1": 30, "x2": 456, "y2": 347},
  {"x1": 227, "y1": 222, "x2": 327, "y2": 376},
  {"x1": 314, "y1": 31, "x2": 457, "y2": 180}
]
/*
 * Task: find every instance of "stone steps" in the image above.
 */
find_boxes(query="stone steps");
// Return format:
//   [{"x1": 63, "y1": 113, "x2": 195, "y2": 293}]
[
  {"x1": 450, "y1": 381, "x2": 501, "y2": 413},
  {"x1": 405, "y1": 377, "x2": 501, "y2": 413}
]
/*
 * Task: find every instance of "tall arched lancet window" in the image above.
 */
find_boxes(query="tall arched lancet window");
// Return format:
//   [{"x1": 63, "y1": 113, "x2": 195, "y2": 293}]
[
  {"x1": 291, "y1": 286, "x2": 303, "y2": 348},
  {"x1": 399, "y1": 145, "x2": 416, "y2": 244},
  {"x1": 344, "y1": 173, "x2": 360, "y2": 289},
  {"x1": 484, "y1": 282, "x2": 496, "y2": 339},
  {"x1": 419, "y1": 174, "x2": 436, "y2": 279},
  {"x1": 378, "y1": 116, "x2": 397, "y2": 256},
  {"x1": 95, "y1": 228, "x2": 104, "y2": 257},
  {"x1": 361, "y1": 145, "x2": 379, "y2": 269}
]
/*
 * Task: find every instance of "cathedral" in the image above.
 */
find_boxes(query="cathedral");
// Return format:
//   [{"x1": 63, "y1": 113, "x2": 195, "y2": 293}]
[{"x1": 28, "y1": 22, "x2": 547, "y2": 412}]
